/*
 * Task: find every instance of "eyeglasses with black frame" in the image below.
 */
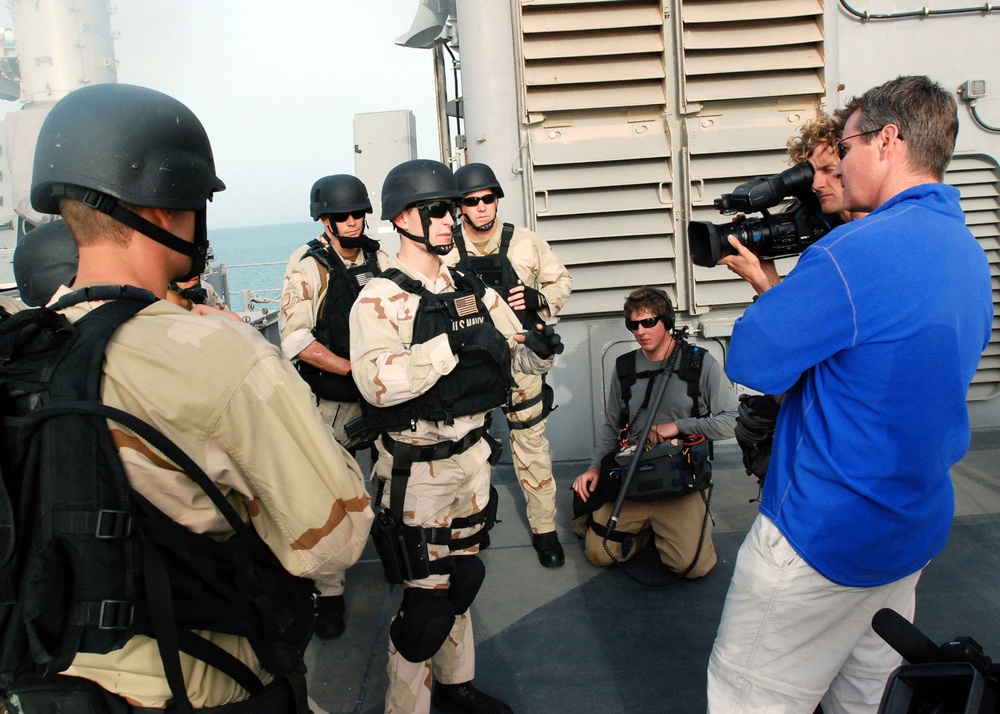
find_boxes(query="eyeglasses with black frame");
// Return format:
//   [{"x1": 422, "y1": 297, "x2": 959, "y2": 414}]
[
  {"x1": 414, "y1": 200, "x2": 457, "y2": 219},
  {"x1": 460, "y1": 194, "x2": 497, "y2": 208},
  {"x1": 835, "y1": 126, "x2": 904, "y2": 160},
  {"x1": 625, "y1": 315, "x2": 662, "y2": 332},
  {"x1": 329, "y1": 210, "x2": 368, "y2": 223}
]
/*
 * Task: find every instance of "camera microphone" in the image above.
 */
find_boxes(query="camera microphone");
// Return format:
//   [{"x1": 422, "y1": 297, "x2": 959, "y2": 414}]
[{"x1": 871, "y1": 608, "x2": 941, "y2": 665}]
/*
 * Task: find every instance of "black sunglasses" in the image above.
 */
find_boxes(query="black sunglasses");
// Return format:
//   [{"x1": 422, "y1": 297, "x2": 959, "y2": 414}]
[
  {"x1": 625, "y1": 316, "x2": 662, "y2": 331},
  {"x1": 835, "y1": 126, "x2": 903, "y2": 160},
  {"x1": 329, "y1": 210, "x2": 368, "y2": 223},
  {"x1": 461, "y1": 194, "x2": 497, "y2": 207},
  {"x1": 415, "y1": 200, "x2": 456, "y2": 219}
]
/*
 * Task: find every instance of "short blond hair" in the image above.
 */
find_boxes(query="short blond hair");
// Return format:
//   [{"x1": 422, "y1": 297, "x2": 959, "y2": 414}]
[
  {"x1": 58, "y1": 197, "x2": 133, "y2": 247},
  {"x1": 786, "y1": 113, "x2": 843, "y2": 166}
]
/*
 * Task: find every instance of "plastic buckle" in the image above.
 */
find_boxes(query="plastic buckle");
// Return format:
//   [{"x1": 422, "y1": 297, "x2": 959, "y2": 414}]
[
  {"x1": 98, "y1": 600, "x2": 134, "y2": 629},
  {"x1": 95, "y1": 509, "x2": 133, "y2": 539},
  {"x1": 80, "y1": 189, "x2": 116, "y2": 213}
]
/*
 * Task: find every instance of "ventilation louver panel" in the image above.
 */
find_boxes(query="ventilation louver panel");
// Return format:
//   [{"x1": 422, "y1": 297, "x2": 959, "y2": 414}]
[
  {"x1": 948, "y1": 154, "x2": 1000, "y2": 400},
  {"x1": 681, "y1": 0, "x2": 825, "y2": 106},
  {"x1": 520, "y1": 0, "x2": 671, "y2": 317}
]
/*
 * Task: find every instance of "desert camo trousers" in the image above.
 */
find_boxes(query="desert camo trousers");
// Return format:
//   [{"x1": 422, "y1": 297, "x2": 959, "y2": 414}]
[
  {"x1": 505, "y1": 371, "x2": 557, "y2": 534},
  {"x1": 376, "y1": 435, "x2": 491, "y2": 714},
  {"x1": 584, "y1": 489, "x2": 717, "y2": 579},
  {"x1": 313, "y1": 398, "x2": 364, "y2": 598}
]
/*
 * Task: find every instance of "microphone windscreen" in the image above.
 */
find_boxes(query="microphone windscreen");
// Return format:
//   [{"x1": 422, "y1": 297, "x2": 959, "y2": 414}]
[{"x1": 872, "y1": 608, "x2": 941, "y2": 665}]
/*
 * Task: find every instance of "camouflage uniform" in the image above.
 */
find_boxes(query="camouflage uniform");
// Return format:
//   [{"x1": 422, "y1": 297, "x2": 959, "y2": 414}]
[
  {"x1": 280, "y1": 234, "x2": 392, "y2": 448},
  {"x1": 349, "y1": 260, "x2": 554, "y2": 714},
  {"x1": 444, "y1": 224, "x2": 571, "y2": 535},
  {"x1": 280, "y1": 235, "x2": 389, "y2": 602},
  {"x1": 55, "y1": 287, "x2": 374, "y2": 708},
  {"x1": 201, "y1": 279, "x2": 228, "y2": 310}
]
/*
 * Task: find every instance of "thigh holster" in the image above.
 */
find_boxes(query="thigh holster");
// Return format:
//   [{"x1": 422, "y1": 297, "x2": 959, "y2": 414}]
[
  {"x1": 502, "y1": 377, "x2": 556, "y2": 431},
  {"x1": 372, "y1": 430, "x2": 499, "y2": 584}
]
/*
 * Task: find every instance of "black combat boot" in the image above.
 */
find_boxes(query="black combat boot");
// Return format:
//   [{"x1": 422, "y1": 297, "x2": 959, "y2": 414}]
[
  {"x1": 531, "y1": 530, "x2": 565, "y2": 568},
  {"x1": 432, "y1": 681, "x2": 513, "y2": 714},
  {"x1": 314, "y1": 594, "x2": 346, "y2": 639}
]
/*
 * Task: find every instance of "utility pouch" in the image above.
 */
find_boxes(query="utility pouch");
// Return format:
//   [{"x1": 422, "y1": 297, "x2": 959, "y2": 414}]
[
  {"x1": 343, "y1": 415, "x2": 372, "y2": 442},
  {"x1": 4, "y1": 674, "x2": 129, "y2": 714},
  {"x1": 371, "y1": 511, "x2": 406, "y2": 584},
  {"x1": 370, "y1": 511, "x2": 431, "y2": 584}
]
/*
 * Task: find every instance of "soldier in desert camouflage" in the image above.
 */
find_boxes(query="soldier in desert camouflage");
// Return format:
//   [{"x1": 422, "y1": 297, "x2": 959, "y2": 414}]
[
  {"x1": 25, "y1": 82, "x2": 374, "y2": 711},
  {"x1": 349, "y1": 159, "x2": 563, "y2": 714},
  {"x1": 279, "y1": 174, "x2": 391, "y2": 639},
  {"x1": 444, "y1": 162, "x2": 573, "y2": 568}
]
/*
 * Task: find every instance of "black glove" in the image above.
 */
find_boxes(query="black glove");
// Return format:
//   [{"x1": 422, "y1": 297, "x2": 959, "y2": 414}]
[
  {"x1": 519, "y1": 286, "x2": 548, "y2": 312},
  {"x1": 522, "y1": 324, "x2": 563, "y2": 359}
]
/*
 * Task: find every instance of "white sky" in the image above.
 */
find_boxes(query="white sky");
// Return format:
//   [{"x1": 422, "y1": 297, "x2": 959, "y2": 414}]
[{"x1": 0, "y1": 1, "x2": 443, "y2": 229}]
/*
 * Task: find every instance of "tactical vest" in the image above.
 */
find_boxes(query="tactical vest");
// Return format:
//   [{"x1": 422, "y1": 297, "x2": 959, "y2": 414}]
[
  {"x1": 616, "y1": 341, "x2": 708, "y2": 427},
  {"x1": 361, "y1": 267, "x2": 510, "y2": 432},
  {"x1": 453, "y1": 223, "x2": 539, "y2": 330},
  {"x1": 296, "y1": 236, "x2": 381, "y2": 402},
  {"x1": 0, "y1": 288, "x2": 315, "y2": 710}
]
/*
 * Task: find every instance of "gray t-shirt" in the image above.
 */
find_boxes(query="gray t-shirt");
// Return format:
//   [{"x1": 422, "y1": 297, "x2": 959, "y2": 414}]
[{"x1": 588, "y1": 345, "x2": 739, "y2": 470}]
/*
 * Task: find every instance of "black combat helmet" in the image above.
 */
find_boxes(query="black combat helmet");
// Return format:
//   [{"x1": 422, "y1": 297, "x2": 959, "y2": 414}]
[
  {"x1": 454, "y1": 162, "x2": 504, "y2": 199},
  {"x1": 12, "y1": 220, "x2": 79, "y2": 307},
  {"x1": 30, "y1": 83, "x2": 226, "y2": 281},
  {"x1": 32, "y1": 83, "x2": 225, "y2": 214},
  {"x1": 380, "y1": 159, "x2": 462, "y2": 221},
  {"x1": 310, "y1": 175, "x2": 373, "y2": 220}
]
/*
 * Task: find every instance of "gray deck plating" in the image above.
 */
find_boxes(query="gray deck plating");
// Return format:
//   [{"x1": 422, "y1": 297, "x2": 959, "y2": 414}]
[{"x1": 305, "y1": 433, "x2": 1000, "y2": 714}]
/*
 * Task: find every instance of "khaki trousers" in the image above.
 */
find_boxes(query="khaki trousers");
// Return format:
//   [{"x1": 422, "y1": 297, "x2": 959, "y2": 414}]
[{"x1": 584, "y1": 490, "x2": 716, "y2": 578}]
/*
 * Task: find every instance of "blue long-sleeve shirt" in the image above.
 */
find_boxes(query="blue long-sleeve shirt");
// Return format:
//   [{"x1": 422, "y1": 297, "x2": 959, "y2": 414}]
[{"x1": 727, "y1": 183, "x2": 992, "y2": 586}]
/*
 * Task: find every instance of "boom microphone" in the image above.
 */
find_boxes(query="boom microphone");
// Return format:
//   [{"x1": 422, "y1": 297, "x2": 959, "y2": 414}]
[{"x1": 872, "y1": 608, "x2": 941, "y2": 665}]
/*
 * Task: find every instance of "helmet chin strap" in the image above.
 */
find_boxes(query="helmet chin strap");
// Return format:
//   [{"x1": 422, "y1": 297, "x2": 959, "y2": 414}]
[
  {"x1": 336, "y1": 219, "x2": 370, "y2": 250},
  {"x1": 61, "y1": 186, "x2": 207, "y2": 282},
  {"x1": 399, "y1": 206, "x2": 453, "y2": 256},
  {"x1": 465, "y1": 215, "x2": 496, "y2": 233}
]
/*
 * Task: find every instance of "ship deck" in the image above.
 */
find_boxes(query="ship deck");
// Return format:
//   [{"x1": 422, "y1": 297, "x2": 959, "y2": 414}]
[{"x1": 305, "y1": 430, "x2": 1000, "y2": 714}]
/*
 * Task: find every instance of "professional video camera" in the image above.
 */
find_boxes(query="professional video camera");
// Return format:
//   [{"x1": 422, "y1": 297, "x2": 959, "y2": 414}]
[
  {"x1": 688, "y1": 162, "x2": 834, "y2": 268},
  {"x1": 873, "y1": 608, "x2": 999, "y2": 713}
]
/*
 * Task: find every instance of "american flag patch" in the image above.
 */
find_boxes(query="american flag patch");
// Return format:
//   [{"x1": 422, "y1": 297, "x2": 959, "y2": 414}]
[
  {"x1": 454, "y1": 294, "x2": 478, "y2": 317},
  {"x1": 355, "y1": 272, "x2": 374, "y2": 287}
]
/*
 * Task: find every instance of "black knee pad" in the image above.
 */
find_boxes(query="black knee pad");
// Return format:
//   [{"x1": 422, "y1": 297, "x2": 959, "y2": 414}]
[
  {"x1": 449, "y1": 555, "x2": 485, "y2": 615},
  {"x1": 389, "y1": 588, "x2": 456, "y2": 663}
]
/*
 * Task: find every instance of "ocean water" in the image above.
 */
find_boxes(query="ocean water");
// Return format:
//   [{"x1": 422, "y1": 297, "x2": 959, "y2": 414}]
[{"x1": 207, "y1": 221, "x2": 317, "y2": 311}]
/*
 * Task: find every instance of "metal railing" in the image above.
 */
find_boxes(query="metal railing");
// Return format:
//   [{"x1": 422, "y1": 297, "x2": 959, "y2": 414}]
[{"x1": 210, "y1": 260, "x2": 285, "y2": 313}]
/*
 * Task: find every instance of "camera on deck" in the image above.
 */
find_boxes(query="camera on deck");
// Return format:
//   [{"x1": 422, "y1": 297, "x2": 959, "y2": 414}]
[{"x1": 688, "y1": 162, "x2": 833, "y2": 268}]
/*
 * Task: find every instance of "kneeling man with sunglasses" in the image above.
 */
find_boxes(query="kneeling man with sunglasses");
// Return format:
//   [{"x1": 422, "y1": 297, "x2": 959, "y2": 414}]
[
  {"x1": 572, "y1": 287, "x2": 738, "y2": 579},
  {"x1": 350, "y1": 159, "x2": 563, "y2": 714}
]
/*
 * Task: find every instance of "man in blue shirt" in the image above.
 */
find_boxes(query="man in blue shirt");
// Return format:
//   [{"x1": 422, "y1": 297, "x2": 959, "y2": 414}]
[{"x1": 707, "y1": 75, "x2": 993, "y2": 713}]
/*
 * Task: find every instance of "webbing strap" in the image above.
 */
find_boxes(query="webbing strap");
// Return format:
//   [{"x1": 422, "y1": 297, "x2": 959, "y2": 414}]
[
  {"x1": 502, "y1": 390, "x2": 543, "y2": 415},
  {"x1": 383, "y1": 428, "x2": 491, "y2": 557}
]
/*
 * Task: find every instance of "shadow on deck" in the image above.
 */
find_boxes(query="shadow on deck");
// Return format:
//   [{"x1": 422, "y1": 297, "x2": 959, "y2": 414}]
[{"x1": 305, "y1": 430, "x2": 1000, "y2": 714}]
